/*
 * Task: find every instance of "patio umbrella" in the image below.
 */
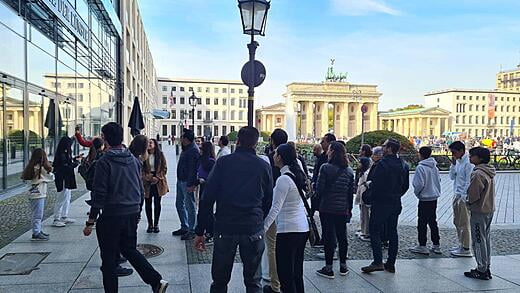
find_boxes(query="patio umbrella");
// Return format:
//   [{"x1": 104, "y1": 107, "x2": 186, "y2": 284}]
[
  {"x1": 44, "y1": 99, "x2": 63, "y2": 137},
  {"x1": 128, "y1": 96, "x2": 145, "y2": 137}
]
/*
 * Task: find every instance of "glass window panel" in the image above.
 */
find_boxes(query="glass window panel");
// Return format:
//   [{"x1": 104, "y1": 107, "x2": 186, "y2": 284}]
[
  {"x1": 0, "y1": 23, "x2": 25, "y2": 80},
  {"x1": 28, "y1": 93, "x2": 44, "y2": 151},
  {"x1": 28, "y1": 43, "x2": 56, "y2": 89},
  {"x1": 30, "y1": 25, "x2": 55, "y2": 54},
  {"x1": 0, "y1": 1, "x2": 24, "y2": 35},
  {"x1": 5, "y1": 86, "x2": 25, "y2": 189}
]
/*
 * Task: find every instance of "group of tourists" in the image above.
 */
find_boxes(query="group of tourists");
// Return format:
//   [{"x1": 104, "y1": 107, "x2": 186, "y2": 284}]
[{"x1": 20, "y1": 120, "x2": 498, "y2": 292}]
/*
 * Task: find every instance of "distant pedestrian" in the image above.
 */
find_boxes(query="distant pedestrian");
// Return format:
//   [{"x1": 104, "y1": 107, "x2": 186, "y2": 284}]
[
  {"x1": 355, "y1": 144, "x2": 372, "y2": 242},
  {"x1": 359, "y1": 146, "x2": 384, "y2": 242},
  {"x1": 52, "y1": 136, "x2": 82, "y2": 227},
  {"x1": 172, "y1": 129, "x2": 200, "y2": 240},
  {"x1": 198, "y1": 141, "x2": 216, "y2": 244},
  {"x1": 448, "y1": 141, "x2": 474, "y2": 257},
  {"x1": 83, "y1": 122, "x2": 168, "y2": 293},
  {"x1": 194, "y1": 126, "x2": 273, "y2": 293},
  {"x1": 464, "y1": 147, "x2": 496, "y2": 280},
  {"x1": 264, "y1": 143, "x2": 309, "y2": 293},
  {"x1": 409, "y1": 146, "x2": 442, "y2": 255},
  {"x1": 315, "y1": 142, "x2": 354, "y2": 279},
  {"x1": 287, "y1": 141, "x2": 310, "y2": 178},
  {"x1": 216, "y1": 135, "x2": 231, "y2": 159},
  {"x1": 79, "y1": 138, "x2": 104, "y2": 191},
  {"x1": 362, "y1": 138, "x2": 409, "y2": 274},
  {"x1": 311, "y1": 134, "x2": 336, "y2": 214},
  {"x1": 21, "y1": 148, "x2": 55, "y2": 241},
  {"x1": 143, "y1": 138, "x2": 169, "y2": 233}
]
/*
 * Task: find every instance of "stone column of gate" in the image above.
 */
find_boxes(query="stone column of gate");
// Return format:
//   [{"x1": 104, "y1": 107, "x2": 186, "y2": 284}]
[
  {"x1": 319, "y1": 101, "x2": 329, "y2": 136},
  {"x1": 435, "y1": 117, "x2": 442, "y2": 137},
  {"x1": 426, "y1": 117, "x2": 431, "y2": 137},
  {"x1": 369, "y1": 103, "x2": 378, "y2": 132},
  {"x1": 355, "y1": 103, "x2": 363, "y2": 136},
  {"x1": 334, "y1": 102, "x2": 347, "y2": 139},
  {"x1": 304, "y1": 101, "x2": 314, "y2": 139}
]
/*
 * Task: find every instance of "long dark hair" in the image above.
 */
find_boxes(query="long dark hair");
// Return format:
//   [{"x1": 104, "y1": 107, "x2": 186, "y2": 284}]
[
  {"x1": 276, "y1": 143, "x2": 307, "y2": 191},
  {"x1": 87, "y1": 137, "x2": 104, "y2": 163},
  {"x1": 53, "y1": 136, "x2": 73, "y2": 167},
  {"x1": 200, "y1": 141, "x2": 216, "y2": 172},
  {"x1": 21, "y1": 148, "x2": 52, "y2": 180},
  {"x1": 129, "y1": 135, "x2": 148, "y2": 159},
  {"x1": 147, "y1": 138, "x2": 165, "y2": 171},
  {"x1": 328, "y1": 141, "x2": 349, "y2": 169}
]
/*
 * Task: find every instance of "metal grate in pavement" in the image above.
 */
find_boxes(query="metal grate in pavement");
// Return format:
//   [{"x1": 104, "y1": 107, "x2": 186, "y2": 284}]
[
  {"x1": 0, "y1": 252, "x2": 50, "y2": 275},
  {"x1": 137, "y1": 243, "x2": 164, "y2": 258}
]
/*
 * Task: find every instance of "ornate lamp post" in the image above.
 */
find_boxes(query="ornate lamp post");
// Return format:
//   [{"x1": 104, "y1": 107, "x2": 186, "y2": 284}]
[
  {"x1": 189, "y1": 92, "x2": 197, "y2": 133},
  {"x1": 238, "y1": 0, "x2": 270, "y2": 127}
]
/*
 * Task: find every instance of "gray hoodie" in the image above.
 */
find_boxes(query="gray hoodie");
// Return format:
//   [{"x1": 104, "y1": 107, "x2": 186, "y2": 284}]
[{"x1": 412, "y1": 157, "x2": 441, "y2": 201}]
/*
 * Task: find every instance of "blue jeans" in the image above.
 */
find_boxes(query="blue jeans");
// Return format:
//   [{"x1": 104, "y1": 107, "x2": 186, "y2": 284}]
[
  {"x1": 369, "y1": 203, "x2": 401, "y2": 266},
  {"x1": 30, "y1": 198, "x2": 45, "y2": 235},
  {"x1": 176, "y1": 180, "x2": 196, "y2": 232}
]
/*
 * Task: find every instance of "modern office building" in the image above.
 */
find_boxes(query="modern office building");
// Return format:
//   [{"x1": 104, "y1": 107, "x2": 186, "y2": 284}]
[{"x1": 157, "y1": 78, "x2": 249, "y2": 139}]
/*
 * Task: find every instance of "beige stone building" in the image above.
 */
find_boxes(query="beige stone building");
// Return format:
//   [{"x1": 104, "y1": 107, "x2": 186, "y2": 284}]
[
  {"x1": 496, "y1": 66, "x2": 520, "y2": 92},
  {"x1": 379, "y1": 107, "x2": 451, "y2": 138},
  {"x1": 285, "y1": 82, "x2": 381, "y2": 140},
  {"x1": 255, "y1": 103, "x2": 286, "y2": 133}
]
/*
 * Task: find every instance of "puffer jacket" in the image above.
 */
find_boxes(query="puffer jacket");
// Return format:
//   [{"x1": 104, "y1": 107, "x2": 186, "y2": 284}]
[{"x1": 315, "y1": 163, "x2": 354, "y2": 215}]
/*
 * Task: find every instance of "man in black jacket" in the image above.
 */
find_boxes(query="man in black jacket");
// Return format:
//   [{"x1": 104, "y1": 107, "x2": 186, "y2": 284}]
[
  {"x1": 172, "y1": 129, "x2": 200, "y2": 240},
  {"x1": 362, "y1": 138, "x2": 409, "y2": 274},
  {"x1": 83, "y1": 122, "x2": 168, "y2": 293},
  {"x1": 194, "y1": 126, "x2": 273, "y2": 293}
]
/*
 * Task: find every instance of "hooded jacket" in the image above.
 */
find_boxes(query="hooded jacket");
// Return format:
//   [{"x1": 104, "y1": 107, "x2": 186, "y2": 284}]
[
  {"x1": 449, "y1": 153, "x2": 474, "y2": 200},
  {"x1": 412, "y1": 157, "x2": 441, "y2": 201},
  {"x1": 467, "y1": 164, "x2": 496, "y2": 214},
  {"x1": 370, "y1": 154, "x2": 409, "y2": 206},
  {"x1": 89, "y1": 148, "x2": 144, "y2": 216}
]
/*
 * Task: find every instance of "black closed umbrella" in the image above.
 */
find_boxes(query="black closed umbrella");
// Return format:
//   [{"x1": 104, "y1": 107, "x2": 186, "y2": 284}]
[
  {"x1": 44, "y1": 99, "x2": 63, "y2": 138},
  {"x1": 128, "y1": 96, "x2": 145, "y2": 137}
]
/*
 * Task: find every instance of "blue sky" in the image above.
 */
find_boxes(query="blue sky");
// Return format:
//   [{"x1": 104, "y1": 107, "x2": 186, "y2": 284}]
[{"x1": 140, "y1": 0, "x2": 520, "y2": 110}]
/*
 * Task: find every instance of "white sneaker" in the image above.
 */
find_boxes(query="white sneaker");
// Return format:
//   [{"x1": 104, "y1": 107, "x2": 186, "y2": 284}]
[
  {"x1": 451, "y1": 247, "x2": 473, "y2": 257},
  {"x1": 61, "y1": 217, "x2": 76, "y2": 224},
  {"x1": 431, "y1": 245, "x2": 442, "y2": 254},
  {"x1": 154, "y1": 279, "x2": 169, "y2": 293},
  {"x1": 53, "y1": 220, "x2": 66, "y2": 227},
  {"x1": 358, "y1": 235, "x2": 371, "y2": 242},
  {"x1": 450, "y1": 245, "x2": 461, "y2": 251},
  {"x1": 409, "y1": 245, "x2": 430, "y2": 255},
  {"x1": 355, "y1": 230, "x2": 362, "y2": 237}
]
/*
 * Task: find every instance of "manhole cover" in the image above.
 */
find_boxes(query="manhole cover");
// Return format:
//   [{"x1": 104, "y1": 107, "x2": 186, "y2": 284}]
[
  {"x1": 137, "y1": 244, "x2": 163, "y2": 258},
  {"x1": 0, "y1": 252, "x2": 50, "y2": 275}
]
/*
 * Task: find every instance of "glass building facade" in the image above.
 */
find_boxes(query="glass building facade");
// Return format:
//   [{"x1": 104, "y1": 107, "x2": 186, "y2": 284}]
[{"x1": 0, "y1": 0, "x2": 121, "y2": 191}]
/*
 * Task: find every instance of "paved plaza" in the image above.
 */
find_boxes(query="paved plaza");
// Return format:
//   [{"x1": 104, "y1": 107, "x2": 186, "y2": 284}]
[{"x1": 1, "y1": 145, "x2": 520, "y2": 292}]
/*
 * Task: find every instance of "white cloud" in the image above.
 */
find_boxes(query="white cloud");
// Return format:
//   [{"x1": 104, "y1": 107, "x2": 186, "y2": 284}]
[{"x1": 331, "y1": 0, "x2": 401, "y2": 16}]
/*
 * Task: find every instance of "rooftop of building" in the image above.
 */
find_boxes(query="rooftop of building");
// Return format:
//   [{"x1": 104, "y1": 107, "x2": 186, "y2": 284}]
[
  {"x1": 425, "y1": 88, "x2": 520, "y2": 96},
  {"x1": 497, "y1": 65, "x2": 520, "y2": 74},
  {"x1": 256, "y1": 102, "x2": 285, "y2": 112},
  {"x1": 158, "y1": 77, "x2": 246, "y2": 86}
]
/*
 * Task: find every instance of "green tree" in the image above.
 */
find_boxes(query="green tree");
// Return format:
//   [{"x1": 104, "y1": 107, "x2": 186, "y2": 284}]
[
  {"x1": 345, "y1": 130, "x2": 416, "y2": 155},
  {"x1": 227, "y1": 131, "x2": 238, "y2": 142},
  {"x1": 388, "y1": 104, "x2": 423, "y2": 112},
  {"x1": 260, "y1": 131, "x2": 270, "y2": 142}
]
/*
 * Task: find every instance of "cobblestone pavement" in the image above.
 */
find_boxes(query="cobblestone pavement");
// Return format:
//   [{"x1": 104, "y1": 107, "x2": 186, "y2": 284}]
[
  {"x1": 186, "y1": 219, "x2": 520, "y2": 264},
  {"x1": 0, "y1": 175, "x2": 87, "y2": 249}
]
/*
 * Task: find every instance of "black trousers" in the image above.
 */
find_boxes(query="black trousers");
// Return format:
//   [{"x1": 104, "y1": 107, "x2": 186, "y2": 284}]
[
  {"x1": 96, "y1": 213, "x2": 162, "y2": 293},
  {"x1": 320, "y1": 213, "x2": 348, "y2": 265},
  {"x1": 369, "y1": 204, "x2": 401, "y2": 266},
  {"x1": 200, "y1": 182, "x2": 214, "y2": 236},
  {"x1": 276, "y1": 232, "x2": 307, "y2": 293},
  {"x1": 210, "y1": 232, "x2": 264, "y2": 293},
  {"x1": 417, "y1": 200, "x2": 440, "y2": 246},
  {"x1": 145, "y1": 176, "x2": 162, "y2": 227}
]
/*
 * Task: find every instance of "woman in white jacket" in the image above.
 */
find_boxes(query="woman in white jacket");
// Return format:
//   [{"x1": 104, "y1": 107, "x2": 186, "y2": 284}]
[
  {"x1": 264, "y1": 143, "x2": 309, "y2": 293},
  {"x1": 21, "y1": 148, "x2": 55, "y2": 241}
]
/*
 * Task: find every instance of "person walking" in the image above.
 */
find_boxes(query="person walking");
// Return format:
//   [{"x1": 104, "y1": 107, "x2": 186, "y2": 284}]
[
  {"x1": 362, "y1": 138, "x2": 409, "y2": 274},
  {"x1": 264, "y1": 143, "x2": 309, "y2": 293},
  {"x1": 464, "y1": 147, "x2": 496, "y2": 280},
  {"x1": 21, "y1": 148, "x2": 55, "y2": 241},
  {"x1": 172, "y1": 129, "x2": 200, "y2": 240},
  {"x1": 53, "y1": 136, "x2": 82, "y2": 227},
  {"x1": 216, "y1": 135, "x2": 231, "y2": 159},
  {"x1": 198, "y1": 141, "x2": 217, "y2": 244},
  {"x1": 448, "y1": 141, "x2": 474, "y2": 257},
  {"x1": 194, "y1": 126, "x2": 273, "y2": 293},
  {"x1": 143, "y1": 139, "x2": 169, "y2": 233},
  {"x1": 83, "y1": 122, "x2": 168, "y2": 293},
  {"x1": 315, "y1": 142, "x2": 354, "y2": 279},
  {"x1": 409, "y1": 146, "x2": 442, "y2": 255}
]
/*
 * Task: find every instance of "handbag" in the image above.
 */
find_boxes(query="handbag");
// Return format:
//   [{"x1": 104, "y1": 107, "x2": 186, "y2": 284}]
[
  {"x1": 285, "y1": 173, "x2": 321, "y2": 246},
  {"x1": 361, "y1": 181, "x2": 373, "y2": 205}
]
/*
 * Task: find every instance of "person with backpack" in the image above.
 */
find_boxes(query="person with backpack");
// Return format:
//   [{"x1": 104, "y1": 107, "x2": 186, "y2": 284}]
[
  {"x1": 143, "y1": 138, "x2": 169, "y2": 233},
  {"x1": 315, "y1": 142, "x2": 354, "y2": 279},
  {"x1": 409, "y1": 146, "x2": 442, "y2": 255},
  {"x1": 264, "y1": 143, "x2": 309, "y2": 293},
  {"x1": 21, "y1": 148, "x2": 55, "y2": 241},
  {"x1": 362, "y1": 138, "x2": 409, "y2": 274}
]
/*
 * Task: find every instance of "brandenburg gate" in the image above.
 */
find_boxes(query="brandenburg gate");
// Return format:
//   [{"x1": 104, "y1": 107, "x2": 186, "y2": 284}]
[{"x1": 285, "y1": 82, "x2": 381, "y2": 140}]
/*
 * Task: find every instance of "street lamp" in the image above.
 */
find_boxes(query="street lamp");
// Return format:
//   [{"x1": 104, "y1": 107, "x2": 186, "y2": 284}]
[
  {"x1": 294, "y1": 103, "x2": 301, "y2": 142},
  {"x1": 189, "y1": 92, "x2": 197, "y2": 133},
  {"x1": 238, "y1": 0, "x2": 270, "y2": 127}
]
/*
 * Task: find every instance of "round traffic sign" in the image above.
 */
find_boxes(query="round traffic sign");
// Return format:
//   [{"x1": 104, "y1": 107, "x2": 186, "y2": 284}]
[
  {"x1": 241, "y1": 60, "x2": 266, "y2": 88},
  {"x1": 361, "y1": 104, "x2": 368, "y2": 113}
]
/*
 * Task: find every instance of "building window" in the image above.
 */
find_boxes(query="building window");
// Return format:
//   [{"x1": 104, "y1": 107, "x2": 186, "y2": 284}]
[
  {"x1": 172, "y1": 86, "x2": 177, "y2": 91},
  {"x1": 162, "y1": 125, "x2": 168, "y2": 136},
  {"x1": 456, "y1": 116, "x2": 459, "y2": 123},
  {"x1": 197, "y1": 125, "x2": 202, "y2": 136},
  {"x1": 231, "y1": 126, "x2": 235, "y2": 132},
  {"x1": 231, "y1": 98, "x2": 236, "y2": 106},
  {"x1": 206, "y1": 87, "x2": 210, "y2": 93},
  {"x1": 180, "y1": 97, "x2": 185, "y2": 104},
  {"x1": 214, "y1": 125, "x2": 219, "y2": 136},
  {"x1": 162, "y1": 86, "x2": 167, "y2": 91},
  {"x1": 78, "y1": 83, "x2": 84, "y2": 89},
  {"x1": 239, "y1": 111, "x2": 243, "y2": 120},
  {"x1": 197, "y1": 111, "x2": 202, "y2": 120},
  {"x1": 469, "y1": 116, "x2": 473, "y2": 124},
  {"x1": 469, "y1": 105, "x2": 473, "y2": 111},
  {"x1": 189, "y1": 87, "x2": 193, "y2": 92},
  {"x1": 231, "y1": 110, "x2": 235, "y2": 120},
  {"x1": 172, "y1": 110, "x2": 176, "y2": 119},
  {"x1": 214, "y1": 88, "x2": 219, "y2": 93},
  {"x1": 462, "y1": 116, "x2": 466, "y2": 124},
  {"x1": 222, "y1": 88, "x2": 227, "y2": 93},
  {"x1": 239, "y1": 89, "x2": 243, "y2": 94},
  {"x1": 206, "y1": 98, "x2": 210, "y2": 105},
  {"x1": 197, "y1": 87, "x2": 202, "y2": 92},
  {"x1": 222, "y1": 111, "x2": 227, "y2": 120},
  {"x1": 475, "y1": 116, "x2": 479, "y2": 124},
  {"x1": 172, "y1": 125, "x2": 177, "y2": 136},
  {"x1": 277, "y1": 117, "x2": 282, "y2": 123},
  {"x1": 222, "y1": 126, "x2": 227, "y2": 135},
  {"x1": 214, "y1": 111, "x2": 218, "y2": 120},
  {"x1": 162, "y1": 96, "x2": 168, "y2": 104},
  {"x1": 78, "y1": 94, "x2": 83, "y2": 102},
  {"x1": 469, "y1": 96, "x2": 472, "y2": 101},
  {"x1": 173, "y1": 97, "x2": 177, "y2": 104},
  {"x1": 456, "y1": 95, "x2": 460, "y2": 100},
  {"x1": 231, "y1": 88, "x2": 235, "y2": 94},
  {"x1": 197, "y1": 98, "x2": 202, "y2": 105},
  {"x1": 223, "y1": 98, "x2": 227, "y2": 105},
  {"x1": 205, "y1": 111, "x2": 211, "y2": 120},
  {"x1": 180, "y1": 87, "x2": 185, "y2": 92},
  {"x1": 214, "y1": 98, "x2": 219, "y2": 105}
]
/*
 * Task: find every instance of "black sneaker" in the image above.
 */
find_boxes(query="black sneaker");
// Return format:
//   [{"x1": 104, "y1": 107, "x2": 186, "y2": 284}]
[
  {"x1": 384, "y1": 263, "x2": 396, "y2": 273},
  {"x1": 382, "y1": 241, "x2": 389, "y2": 249},
  {"x1": 361, "y1": 262, "x2": 385, "y2": 273},
  {"x1": 339, "y1": 266, "x2": 349, "y2": 276},
  {"x1": 153, "y1": 226, "x2": 160, "y2": 233},
  {"x1": 147, "y1": 226, "x2": 154, "y2": 233},
  {"x1": 316, "y1": 267, "x2": 334, "y2": 279},
  {"x1": 464, "y1": 269, "x2": 490, "y2": 280},
  {"x1": 116, "y1": 266, "x2": 133, "y2": 277},
  {"x1": 153, "y1": 279, "x2": 169, "y2": 293},
  {"x1": 172, "y1": 228, "x2": 188, "y2": 236},
  {"x1": 487, "y1": 269, "x2": 493, "y2": 279},
  {"x1": 116, "y1": 256, "x2": 127, "y2": 265},
  {"x1": 262, "y1": 285, "x2": 277, "y2": 293},
  {"x1": 181, "y1": 232, "x2": 195, "y2": 241}
]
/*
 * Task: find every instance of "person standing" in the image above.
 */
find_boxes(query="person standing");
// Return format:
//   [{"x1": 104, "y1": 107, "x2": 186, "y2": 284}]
[
  {"x1": 83, "y1": 122, "x2": 168, "y2": 293},
  {"x1": 143, "y1": 139, "x2": 169, "y2": 233},
  {"x1": 198, "y1": 141, "x2": 217, "y2": 243},
  {"x1": 216, "y1": 135, "x2": 231, "y2": 159},
  {"x1": 311, "y1": 134, "x2": 336, "y2": 212},
  {"x1": 355, "y1": 144, "x2": 372, "y2": 241},
  {"x1": 194, "y1": 126, "x2": 273, "y2": 293},
  {"x1": 53, "y1": 136, "x2": 82, "y2": 227},
  {"x1": 448, "y1": 141, "x2": 474, "y2": 257},
  {"x1": 315, "y1": 142, "x2": 354, "y2": 279},
  {"x1": 409, "y1": 146, "x2": 442, "y2": 255},
  {"x1": 464, "y1": 147, "x2": 496, "y2": 280},
  {"x1": 264, "y1": 143, "x2": 309, "y2": 293},
  {"x1": 362, "y1": 138, "x2": 409, "y2": 274},
  {"x1": 172, "y1": 129, "x2": 200, "y2": 240}
]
